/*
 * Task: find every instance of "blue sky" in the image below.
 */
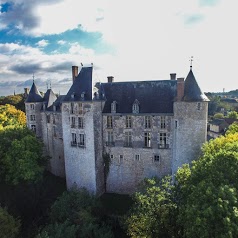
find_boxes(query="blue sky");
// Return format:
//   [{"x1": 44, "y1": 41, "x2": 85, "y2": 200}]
[{"x1": 0, "y1": 0, "x2": 237, "y2": 96}]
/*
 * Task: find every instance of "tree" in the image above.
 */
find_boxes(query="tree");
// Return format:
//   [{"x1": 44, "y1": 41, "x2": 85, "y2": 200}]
[
  {"x1": 0, "y1": 206, "x2": 21, "y2": 238},
  {"x1": 0, "y1": 94, "x2": 25, "y2": 112},
  {"x1": 0, "y1": 104, "x2": 26, "y2": 129},
  {"x1": 225, "y1": 122, "x2": 238, "y2": 135},
  {"x1": 227, "y1": 111, "x2": 238, "y2": 119},
  {"x1": 213, "y1": 113, "x2": 224, "y2": 119},
  {"x1": 0, "y1": 127, "x2": 47, "y2": 185},
  {"x1": 39, "y1": 189, "x2": 114, "y2": 238},
  {"x1": 177, "y1": 131, "x2": 238, "y2": 238},
  {"x1": 126, "y1": 177, "x2": 178, "y2": 238}
]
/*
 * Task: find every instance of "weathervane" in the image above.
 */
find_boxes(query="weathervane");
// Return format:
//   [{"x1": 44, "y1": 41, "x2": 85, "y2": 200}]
[{"x1": 190, "y1": 56, "x2": 193, "y2": 69}]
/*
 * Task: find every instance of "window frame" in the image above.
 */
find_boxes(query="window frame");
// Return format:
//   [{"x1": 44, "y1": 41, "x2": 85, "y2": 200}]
[{"x1": 144, "y1": 132, "x2": 151, "y2": 148}]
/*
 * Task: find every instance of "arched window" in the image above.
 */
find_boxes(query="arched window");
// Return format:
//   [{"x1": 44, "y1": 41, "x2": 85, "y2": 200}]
[
  {"x1": 132, "y1": 99, "x2": 140, "y2": 113},
  {"x1": 111, "y1": 101, "x2": 117, "y2": 113}
]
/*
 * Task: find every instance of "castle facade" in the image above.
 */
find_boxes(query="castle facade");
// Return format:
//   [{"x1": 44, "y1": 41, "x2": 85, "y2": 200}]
[{"x1": 25, "y1": 65, "x2": 209, "y2": 195}]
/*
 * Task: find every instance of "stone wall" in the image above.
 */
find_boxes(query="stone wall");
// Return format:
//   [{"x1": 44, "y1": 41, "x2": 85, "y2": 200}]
[
  {"x1": 103, "y1": 114, "x2": 173, "y2": 194},
  {"x1": 172, "y1": 101, "x2": 208, "y2": 175},
  {"x1": 62, "y1": 102, "x2": 97, "y2": 193},
  {"x1": 41, "y1": 111, "x2": 65, "y2": 177}
]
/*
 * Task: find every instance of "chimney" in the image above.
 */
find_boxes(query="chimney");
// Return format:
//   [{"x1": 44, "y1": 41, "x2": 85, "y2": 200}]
[
  {"x1": 170, "y1": 73, "x2": 176, "y2": 80},
  {"x1": 72, "y1": 66, "x2": 78, "y2": 83},
  {"x1": 177, "y1": 78, "x2": 185, "y2": 101},
  {"x1": 24, "y1": 88, "x2": 29, "y2": 96},
  {"x1": 107, "y1": 76, "x2": 114, "y2": 83}
]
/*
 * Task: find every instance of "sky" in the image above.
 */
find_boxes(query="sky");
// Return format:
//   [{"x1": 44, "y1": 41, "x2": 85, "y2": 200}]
[{"x1": 0, "y1": 0, "x2": 238, "y2": 96}]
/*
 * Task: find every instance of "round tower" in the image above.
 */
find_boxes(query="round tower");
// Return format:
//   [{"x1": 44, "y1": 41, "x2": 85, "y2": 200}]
[{"x1": 172, "y1": 68, "x2": 209, "y2": 175}]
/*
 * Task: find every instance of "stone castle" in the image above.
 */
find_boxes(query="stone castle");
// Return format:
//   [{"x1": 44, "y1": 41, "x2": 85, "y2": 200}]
[{"x1": 25, "y1": 65, "x2": 209, "y2": 194}]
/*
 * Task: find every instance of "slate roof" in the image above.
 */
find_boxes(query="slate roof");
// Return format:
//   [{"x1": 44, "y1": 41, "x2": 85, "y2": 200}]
[
  {"x1": 101, "y1": 80, "x2": 177, "y2": 113},
  {"x1": 25, "y1": 81, "x2": 43, "y2": 103},
  {"x1": 183, "y1": 69, "x2": 209, "y2": 102},
  {"x1": 46, "y1": 95, "x2": 66, "y2": 112},
  {"x1": 63, "y1": 67, "x2": 93, "y2": 102},
  {"x1": 43, "y1": 89, "x2": 57, "y2": 108}
]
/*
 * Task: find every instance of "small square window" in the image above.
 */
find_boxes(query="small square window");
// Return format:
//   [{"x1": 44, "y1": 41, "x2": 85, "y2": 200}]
[
  {"x1": 135, "y1": 154, "x2": 140, "y2": 161},
  {"x1": 154, "y1": 155, "x2": 160, "y2": 162},
  {"x1": 30, "y1": 104, "x2": 35, "y2": 110},
  {"x1": 120, "y1": 155, "x2": 123, "y2": 159},
  {"x1": 110, "y1": 154, "x2": 114, "y2": 159}
]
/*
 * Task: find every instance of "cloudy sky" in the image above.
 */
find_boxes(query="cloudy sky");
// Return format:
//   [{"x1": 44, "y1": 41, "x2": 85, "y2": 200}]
[{"x1": 0, "y1": 0, "x2": 237, "y2": 96}]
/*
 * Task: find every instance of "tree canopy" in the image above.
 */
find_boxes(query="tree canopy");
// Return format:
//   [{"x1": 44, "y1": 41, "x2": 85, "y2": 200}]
[
  {"x1": 0, "y1": 104, "x2": 26, "y2": 129},
  {"x1": 127, "y1": 123, "x2": 238, "y2": 238}
]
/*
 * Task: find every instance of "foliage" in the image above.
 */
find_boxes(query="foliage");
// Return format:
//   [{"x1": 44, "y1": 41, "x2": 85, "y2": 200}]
[
  {"x1": 0, "y1": 127, "x2": 47, "y2": 185},
  {"x1": 226, "y1": 122, "x2": 238, "y2": 136},
  {"x1": 0, "y1": 104, "x2": 26, "y2": 129},
  {"x1": 40, "y1": 189, "x2": 114, "y2": 238},
  {"x1": 126, "y1": 124, "x2": 238, "y2": 238},
  {"x1": 36, "y1": 221, "x2": 79, "y2": 238},
  {"x1": 176, "y1": 132, "x2": 238, "y2": 238},
  {"x1": 0, "y1": 206, "x2": 21, "y2": 238},
  {"x1": 227, "y1": 111, "x2": 238, "y2": 119},
  {"x1": 127, "y1": 177, "x2": 177, "y2": 238},
  {"x1": 213, "y1": 112, "x2": 224, "y2": 119},
  {"x1": 0, "y1": 94, "x2": 25, "y2": 112}
]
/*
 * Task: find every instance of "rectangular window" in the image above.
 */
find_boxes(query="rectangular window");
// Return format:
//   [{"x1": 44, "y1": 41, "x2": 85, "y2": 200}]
[
  {"x1": 135, "y1": 154, "x2": 140, "y2": 161},
  {"x1": 160, "y1": 116, "x2": 166, "y2": 129},
  {"x1": 46, "y1": 115, "x2": 50, "y2": 123},
  {"x1": 144, "y1": 132, "x2": 151, "y2": 148},
  {"x1": 159, "y1": 133, "x2": 168, "y2": 148},
  {"x1": 31, "y1": 125, "x2": 36, "y2": 132},
  {"x1": 106, "y1": 131, "x2": 114, "y2": 146},
  {"x1": 110, "y1": 154, "x2": 114, "y2": 159},
  {"x1": 78, "y1": 134, "x2": 85, "y2": 147},
  {"x1": 30, "y1": 104, "x2": 35, "y2": 110},
  {"x1": 71, "y1": 117, "x2": 76, "y2": 128},
  {"x1": 175, "y1": 120, "x2": 178, "y2": 129},
  {"x1": 197, "y1": 103, "x2": 201, "y2": 110},
  {"x1": 30, "y1": 115, "x2": 35, "y2": 121},
  {"x1": 145, "y1": 116, "x2": 151, "y2": 128},
  {"x1": 124, "y1": 131, "x2": 132, "y2": 147},
  {"x1": 154, "y1": 155, "x2": 160, "y2": 162},
  {"x1": 78, "y1": 117, "x2": 84, "y2": 128},
  {"x1": 107, "y1": 116, "x2": 113, "y2": 128},
  {"x1": 79, "y1": 103, "x2": 83, "y2": 114},
  {"x1": 71, "y1": 133, "x2": 77, "y2": 146},
  {"x1": 70, "y1": 103, "x2": 74, "y2": 114},
  {"x1": 119, "y1": 155, "x2": 123, "y2": 163},
  {"x1": 126, "y1": 116, "x2": 132, "y2": 128},
  {"x1": 53, "y1": 115, "x2": 56, "y2": 124},
  {"x1": 53, "y1": 126, "x2": 56, "y2": 137}
]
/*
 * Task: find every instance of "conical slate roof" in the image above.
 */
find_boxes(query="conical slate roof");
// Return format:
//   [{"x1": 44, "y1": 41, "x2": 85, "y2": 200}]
[
  {"x1": 25, "y1": 81, "x2": 43, "y2": 103},
  {"x1": 183, "y1": 69, "x2": 209, "y2": 102}
]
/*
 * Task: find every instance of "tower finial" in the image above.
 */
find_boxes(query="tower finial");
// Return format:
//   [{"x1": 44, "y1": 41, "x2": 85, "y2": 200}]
[
  {"x1": 32, "y1": 73, "x2": 35, "y2": 82},
  {"x1": 190, "y1": 56, "x2": 193, "y2": 69}
]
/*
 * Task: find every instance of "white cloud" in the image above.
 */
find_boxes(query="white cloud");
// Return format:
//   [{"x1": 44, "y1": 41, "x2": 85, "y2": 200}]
[
  {"x1": 36, "y1": 39, "x2": 49, "y2": 47},
  {"x1": 57, "y1": 40, "x2": 66, "y2": 45}
]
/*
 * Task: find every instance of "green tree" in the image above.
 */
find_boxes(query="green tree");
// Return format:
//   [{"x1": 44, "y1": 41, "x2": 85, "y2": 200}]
[
  {"x1": 42, "y1": 189, "x2": 114, "y2": 238},
  {"x1": 226, "y1": 122, "x2": 238, "y2": 135},
  {"x1": 0, "y1": 94, "x2": 25, "y2": 111},
  {"x1": 0, "y1": 104, "x2": 26, "y2": 129},
  {"x1": 227, "y1": 111, "x2": 238, "y2": 119},
  {"x1": 213, "y1": 112, "x2": 224, "y2": 119},
  {"x1": 0, "y1": 127, "x2": 47, "y2": 185},
  {"x1": 127, "y1": 177, "x2": 177, "y2": 238},
  {"x1": 177, "y1": 132, "x2": 238, "y2": 238},
  {"x1": 0, "y1": 206, "x2": 21, "y2": 238}
]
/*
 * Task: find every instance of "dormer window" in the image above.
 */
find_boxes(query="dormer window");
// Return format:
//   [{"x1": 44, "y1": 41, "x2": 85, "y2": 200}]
[
  {"x1": 111, "y1": 101, "x2": 117, "y2": 113},
  {"x1": 81, "y1": 92, "x2": 85, "y2": 100},
  {"x1": 132, "y1": 99, "x2": 140, "y2": 114}
]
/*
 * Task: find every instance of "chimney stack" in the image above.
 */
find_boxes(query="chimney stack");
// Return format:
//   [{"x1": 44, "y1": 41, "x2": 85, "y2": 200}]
[
  {"x1": 107, "y1": 76, "x2": 114, "y2": 83},
  {"x1": 170, "y1": 73, "x2": 176, "y2": 80},
  {"x1": 72, "y1": 66, "x2": 78, "y2": 83},
  {"x1": 177, "y1": 78, "x2": 185, "y2": 101},
  {"x1": 24, "y1": 88, "x2": 29, "y2": 97}
]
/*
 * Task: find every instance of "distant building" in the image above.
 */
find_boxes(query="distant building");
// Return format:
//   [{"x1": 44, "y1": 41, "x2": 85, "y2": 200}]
[{"x1": 25, "y1": 65, "x2": 209, "y2": 195}]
